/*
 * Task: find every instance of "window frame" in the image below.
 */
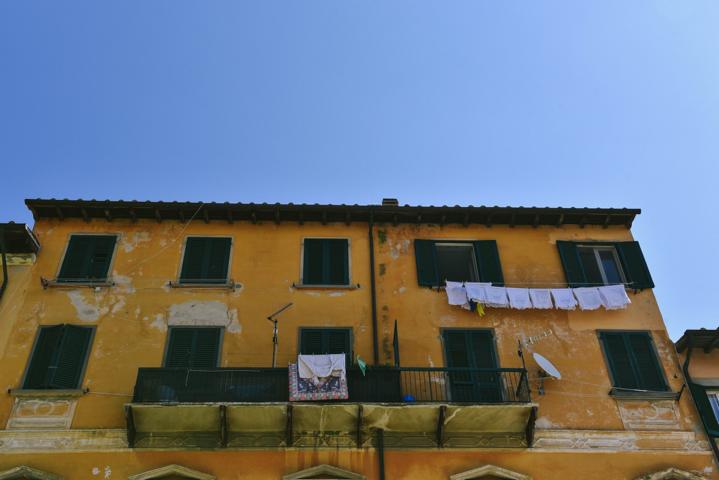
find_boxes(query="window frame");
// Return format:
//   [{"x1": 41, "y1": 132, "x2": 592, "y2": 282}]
[
  {"x1": 20, "y1": 324, "x2": 96, "y2": 391},
  {"x1": 434, "y1": 242, "x2": 481, "y2": 284},
  {"x1": 297, "y1": 327, "x2": 354, "y2": 364},
  {"x1": 176, "y1": 235, "x2": 234, "y2": 285},
  {"x1": 299, "y1": 237, "x2": 352, "y2": 287},
  {"x1": 597, "y1": 330, "x2": 669, "y2": 393},
  {"x1": 162, "y1": 326, "x2": 224, "y2": 369},
  {"x1": 577, "y1": 244, "x2": 627, "y2": 286},
  {"x1": 55, "y1": 233, "x2": 120, "y2": 283}
]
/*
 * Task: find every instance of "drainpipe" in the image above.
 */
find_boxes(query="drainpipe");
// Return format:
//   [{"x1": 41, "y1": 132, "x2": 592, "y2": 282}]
[
  {"x1": 0, "y1": 226, "x2": 7, "y2": 302},
  {"x1": 368, "y1": 211, "x2": 379, "y2": 365},
  {"x1": 682, "y1": 345, "x2": 719, "y2": 466},
  {"x1": 377, "y1": 429, "x2": 386, "y2": 480}
]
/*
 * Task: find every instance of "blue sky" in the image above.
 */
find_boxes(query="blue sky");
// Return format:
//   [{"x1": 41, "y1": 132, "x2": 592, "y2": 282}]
[{"x1": 1, "y1": 2, "x2": 718, "y2": 339}]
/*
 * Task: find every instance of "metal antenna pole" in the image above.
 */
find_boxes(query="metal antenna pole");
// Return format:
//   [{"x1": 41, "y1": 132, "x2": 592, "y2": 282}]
[{"x1": 266, "y1": 303, "x2": 293, "y2": 368}]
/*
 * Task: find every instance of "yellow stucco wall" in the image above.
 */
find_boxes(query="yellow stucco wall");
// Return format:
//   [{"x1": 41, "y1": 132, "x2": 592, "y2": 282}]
[{"x1": 0, "y1": 217, "x2": 715, "y2": 479}]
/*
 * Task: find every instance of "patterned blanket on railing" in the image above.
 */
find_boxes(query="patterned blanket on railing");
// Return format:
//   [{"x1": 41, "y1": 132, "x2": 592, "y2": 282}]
[{"x1": 288, "y1": 363, "x2": 348, "y2": 401}]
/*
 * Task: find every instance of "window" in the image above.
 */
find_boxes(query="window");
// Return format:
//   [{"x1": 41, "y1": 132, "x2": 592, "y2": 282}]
[
  {"x1": 435, "y1": 243, "x2": 479, "y2": 283},
  {"x1": 556, "y1": 240, "x2": 654, "y2": 289},
  {"x1": 599, "y1": 331, "x2": 667, "y2": 392},
  {"x1": 299, "y1": 328, "x2": 352, "y2": 363},
  {"x1": 57, "y1": 235, "x2": 117, "y2": 282},
  {"x1": 179, "y1": 237, "x2": 232, "y2": 284},
  {"x1": 164, "y1": 327, "x2": 222, "y2": 368},
  {"x1": 577, "y1": 245, "x2": 625, "y2": 285},
  {"x1": 414, "y1": 240, "x2": 504, "y2": 287},
  {"x1": 23, "y1": 325, "x2": 94, "y2": 389},
  {"x1": 301, "y1": 239, "x2": 349, "y2": 286},
  {"x1": 708, "y1": 391, "x2": 719, "y2": 422}
]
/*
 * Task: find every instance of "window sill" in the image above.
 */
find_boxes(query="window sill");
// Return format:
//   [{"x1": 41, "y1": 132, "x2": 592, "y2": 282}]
[
  {"x1": 41, "y1": 277, "x2": 114, "y2": 289},
  {"x1": 8, "y1": 388, "x2": 87, "y2": 398},
  {"x1": 609, "y1": 388, "x2": 679, "y2": 401},
  {"x1": 292, "y1": 283, "x2": 360, "y2": 290},
  {"x1": 168, "y1": 280, "x2": 239, "y2": 291}
]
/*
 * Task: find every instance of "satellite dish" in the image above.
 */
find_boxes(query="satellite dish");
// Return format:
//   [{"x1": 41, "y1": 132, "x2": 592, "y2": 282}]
[{"x1": 533, "y1": 352, "x2": 562, "y2": 380}]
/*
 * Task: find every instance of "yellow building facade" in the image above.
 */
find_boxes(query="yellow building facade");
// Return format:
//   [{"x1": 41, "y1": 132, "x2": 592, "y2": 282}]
[{"x1": 0, "y1": 199, "x2": 715, "y2": 479}]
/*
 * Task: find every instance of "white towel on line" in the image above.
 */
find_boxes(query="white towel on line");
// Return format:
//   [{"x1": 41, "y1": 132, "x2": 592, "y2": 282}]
[
  {"x1": 298, "y1": 354, "x2": 346, "y2": 380},
  {"x1": 598, "y1": 284, "x2": 631, "y2": 310},
  {"x1": 445, "y1": 281, "x2": 469, "y2": 307},
  {"x1": 506, "y1": 287, "x2": 532, "y2": 310},
  {"x1": 551, "y1": 288, "x2": 577, "y2": 310},
  {"x1": 465, "y1": 282, "x2": 491, "y2": 303},
  {"x1": 484, "y1": 286, "x2": 509, "y2": 308},
  {"x1": 573, "y1": 287, "x2": 603, "y2": 311},
  {"x1": 529, "y1": 288, "x2": 553, "y2": 309}
]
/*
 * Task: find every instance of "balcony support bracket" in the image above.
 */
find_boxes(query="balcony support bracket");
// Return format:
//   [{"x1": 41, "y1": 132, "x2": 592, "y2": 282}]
[
  {"x1": 356, "y1": 404, "x2": 364, "y2": 447},
  {"x1": 219, "y1": 404, "x2": 228, "y2": 447},
  {"x1": 436, "y1": 405, "x2": 447, "y2": 448},
  {"x1": 525, "y1": 406, "x2": 537, "y2": 447},
  {"x1": 285, "y1": 404, "x2": 293, "y2": 447},
  {"x1": 125, "y1": 405, "x2": 136, "y2": 448}
]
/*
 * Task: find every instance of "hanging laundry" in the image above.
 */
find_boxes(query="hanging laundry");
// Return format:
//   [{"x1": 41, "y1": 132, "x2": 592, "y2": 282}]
[
  {"x1": 289, "y1": 362, "x2": 348, "y2": 401},
  {"x1": 506, "y1": 287, "x2": 532, "y2": 310},
  {"x1": 573, "y1": 287, "x2": 603, "y2": 311},
  {"x1": 598, "y1": 284, "x2": 631, "y2": 310},
  {"x1": 551, "y1": 288, "x2": 578, "y2": 310},
  {"x1": 445, "y1": 281, "x2": 469, "y2": 307},
  {"x1": 465, "y1": 282, "x2": 491, "y2": 304},
  {"x1": 529, "y1": 288, "x2": 553, "y2": 309},
  {"x1": 298, "y1": 353, "x2": 346, "y2": 381},
  {"x1": 356, "y1": 354, "x2": 367, "y2": 376},
  {"x1": 484, "y1": 285, "x2": 510, "y2": 308}
]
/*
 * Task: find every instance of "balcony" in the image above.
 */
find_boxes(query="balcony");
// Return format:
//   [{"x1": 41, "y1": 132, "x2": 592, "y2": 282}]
[{"x1": 126, "y1": 367, "x2": 536, "y2": 449}]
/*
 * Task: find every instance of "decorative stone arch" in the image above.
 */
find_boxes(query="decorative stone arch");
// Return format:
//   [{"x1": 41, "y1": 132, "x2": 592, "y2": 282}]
[
  {"x1": 282, "y1": 464, "x2": 366, "y2": 480},
  {"x1": 0, "y1": 466, "x2": 62, "y2": 480},
  {"x1": 128, "y1": 464, "x2": 215, "y2": 480},
  {"x1": 635, "y1": 468, "x2": 705, "y2": 480},
  {"x1": 450, "y1": 464, "x2": 531, "y2": 480}
]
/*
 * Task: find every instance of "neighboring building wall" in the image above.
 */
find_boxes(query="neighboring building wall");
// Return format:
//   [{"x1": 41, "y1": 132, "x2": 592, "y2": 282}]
[{"x1": 0, "y1": 215, "x2": 715, "y2": 479}]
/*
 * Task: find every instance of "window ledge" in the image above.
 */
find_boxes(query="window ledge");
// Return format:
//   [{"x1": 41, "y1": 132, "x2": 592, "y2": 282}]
[
  {"x1": 41, "y1": 277, "x2": 114, "y2": 289},
  {"x1": 609, "y1": 388, "x2": 679, "y2": 401},
  {"x1": 168, "y1": 280, "x2": 239, "y2": 290},
  {"x1": 292, "y1": 283, "x2": 360, "y2": 290},
  {"x1": 9, "y1": 388, "x2": 87, "y2": 398}
]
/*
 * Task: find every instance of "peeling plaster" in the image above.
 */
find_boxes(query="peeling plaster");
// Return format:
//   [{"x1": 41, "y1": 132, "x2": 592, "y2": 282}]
[
  {"x1": 110, "y1": 298, "x2": 126, "y2": 315},
  {"x1": 120, "y1": 231, "x2": 150, "y2": 252},
  {"x1": 66, "y1": 291, "x2": 105, "y2": 322},
  {"x1": 328, "y1": 292, "x2": 346, "y2": 297},
  {"x1": 535, "y1": 416, "x2": 558, "y2": 429},
  {"x1": 168, "y1": 301, "x2": 241, "y2": 333},
  {"x1": 150, "y1": 314, "x2": 167, "y2": 332}
]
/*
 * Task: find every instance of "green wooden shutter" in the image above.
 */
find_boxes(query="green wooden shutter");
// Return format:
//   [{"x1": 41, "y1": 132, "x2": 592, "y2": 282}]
[
  {"x1": 473, "y1": 241, "x2": 504, "y2": 286},
  {"x1": 468, "y1": 331, "x2": 498, "y2": 369},
  {"x1": 327, "y1": 239, "x2": 349, "y2": 285},
  {"x1": 50, "y1": 325, "x2": 93, "y2": 389},
  {"x1": 300, "y1": 329, "x2": 324, "y2": 354},
  {"x1": 180, "y1": 238, "x2": 208, "y2": 283},
  {"x1": 689, "y1": 383, "x2": 719, "y2": 436},
  {"x1": 192, "y1": 328, "x2": 221, "y2": 368},
  {"x1": 302, "y1": 239, "x2": 324, "y2": 285},
  {"x1": 24, "y1": 325, "x2": 65, "y2": 389},
  {"x1": 600, "y1": 332, "x2": 638, "y2": 389},
  {"x1": 88, "y1": 236, "x2": 117, "y2": 280},
  {"x1": 414, "y1": 240, "x2": 438, "y2": 286},
  {"x1": 615, "y1": 241, "x2": 654, "y2": 289},
  {"x1": 58, "y1": 236, "x2": 93, "y2": 281},
  {"x1": 58, "y1": 236, "x2": 116, "y2": 282},
  {"x1": 627, "y1": 333, "x2": 666, "y2": 391},
  {"x1": 205, "y1": 238, "x2": 232, "y2": 283},
  {"x1": 165, "y1": 328, "x2": 196, "y2": 367},
  {"x1": 443, "y1": 331, "x2": 471, "y2": 368},
  {"x1": 556, "y1": 241, "x2": 587, "y2": 287}
]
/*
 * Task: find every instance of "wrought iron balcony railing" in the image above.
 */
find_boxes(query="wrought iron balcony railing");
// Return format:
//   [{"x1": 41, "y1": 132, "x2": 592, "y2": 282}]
[{"x1": 132, "y1": 367, "x2": 530, "y2": 404}]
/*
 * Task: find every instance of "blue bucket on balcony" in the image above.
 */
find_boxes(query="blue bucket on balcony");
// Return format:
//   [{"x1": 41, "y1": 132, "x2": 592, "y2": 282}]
[{"x1": 402, "y1": 394, "x2": 416, "y2": 402}]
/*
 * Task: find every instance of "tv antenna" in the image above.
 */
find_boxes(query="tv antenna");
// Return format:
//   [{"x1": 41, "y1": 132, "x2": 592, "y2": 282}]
[
  {"x1": 532, "y1": 352, "x2": 562, "y2": 395},
  {"x1": 267, "y1": 303, "x2": 293, "y2": 368}
]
